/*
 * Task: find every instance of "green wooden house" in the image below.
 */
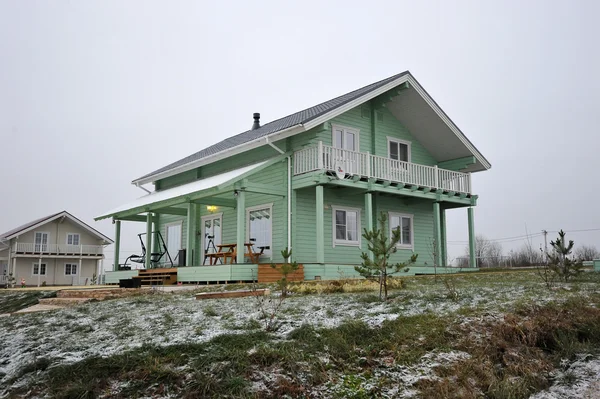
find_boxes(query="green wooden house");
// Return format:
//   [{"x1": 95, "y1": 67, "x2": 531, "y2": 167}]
[{"x1": 96, "y1": 71, "x2": 490, "y2": 283}]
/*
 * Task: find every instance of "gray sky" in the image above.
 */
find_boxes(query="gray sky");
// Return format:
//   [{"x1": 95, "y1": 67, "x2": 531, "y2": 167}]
[{"x1": 1, "y1": 0, "x2": 599, "y2": 264}]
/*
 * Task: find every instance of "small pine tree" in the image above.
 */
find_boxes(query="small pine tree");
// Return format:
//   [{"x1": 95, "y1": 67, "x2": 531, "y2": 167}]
[
  {"x1": 547, "y1": 230, "x2": 584, "y2": 282},
  {"x1": 271, "y1": 247, "x2": 299, "y2": 297},
  {"x1": 355, "y1": 212, "x2": 417, "y2": 301}
]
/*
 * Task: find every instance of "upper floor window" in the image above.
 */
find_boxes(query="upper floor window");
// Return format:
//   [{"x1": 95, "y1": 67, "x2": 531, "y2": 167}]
[
  {"x1": 332, "y1": 206, "x2": 361, "y2": 247},
  {"x1": 67, "y1": 233, "x2": 80, "y2": 246},
  {"x1": 389, "y1": 212, "x2": 413, "y2": 249},
  {"x1": 34, "y1": 232, "x2": 49, "y2": 252},
  {"x1": 388, "y1": 138, "x2": 411, "y2": 163},
  {"x1": 332, "y1": 125, "x2": 359, "y2": 152}
]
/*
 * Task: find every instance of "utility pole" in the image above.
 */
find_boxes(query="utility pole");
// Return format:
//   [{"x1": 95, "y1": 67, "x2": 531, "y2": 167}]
[{"x1": 542, "y1": 230, "x2": 548, "y2": 263}]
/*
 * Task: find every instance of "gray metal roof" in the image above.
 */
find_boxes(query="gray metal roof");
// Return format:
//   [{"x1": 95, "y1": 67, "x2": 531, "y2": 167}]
[
  {"x1": 0, "y1": 211, "x2": 113, "y2": 243},
  {"x1": 135, "y1": 71, "x2": 410, "y2": 182},
  {"x1": 0, "y1": 211, "x2": 63, "y2": 239}
]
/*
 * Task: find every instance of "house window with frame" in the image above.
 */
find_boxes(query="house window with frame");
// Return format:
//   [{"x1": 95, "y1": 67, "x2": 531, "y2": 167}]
[
  {"x1": 67, "y1": 233, "x2": 80, "y2": 246},
  {"x1": 332, "y1": 206, "x2": 361, "y2": 247},
  {"x1": 32, "y1": 263, "x2": 47, "y2": 276},
  {"x1": 388, "y1": 138, "x2": 411, "y2": 163},
  {"x1": 65, "y1": 263, "x2": 78, "y2": 275},
  {"x1": 332, "y1": 125, "x2": 359, "y2": 152},
  {"x1": 388, "y1": 212, "x2": 413, "y2": 249},
  {"x1": 247, "y1": 204, "x2": 272, "y2": 256}
]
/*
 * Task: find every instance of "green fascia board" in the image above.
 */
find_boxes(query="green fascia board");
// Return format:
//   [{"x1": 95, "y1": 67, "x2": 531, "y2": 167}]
[
  {"x1": 235, "y1": 180, "x2": 287, "y2": 197},
  {"x1": 114, "y1": 215, "x2": 148, "y2": 222},
  {"x1": 154, "y1": 207, "x2": 188, "y2": 216},
  {"x1": 96, "y1": 155, "x2": 288, "y2": 221},
  {"x1": 193, "y1": 198, "x2": 237, "y2": 208},
  {"x1": 294, "y1": 172, "x2": 472, "y2": 205},
  {"x1": 438, "y1": 156, "x2": 476, "y2": 171}
]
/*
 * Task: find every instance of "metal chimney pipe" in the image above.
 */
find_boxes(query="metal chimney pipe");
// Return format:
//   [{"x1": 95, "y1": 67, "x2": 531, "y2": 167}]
[{"x1": 252, "y1": 113, "x2": 260, "y2": 130}]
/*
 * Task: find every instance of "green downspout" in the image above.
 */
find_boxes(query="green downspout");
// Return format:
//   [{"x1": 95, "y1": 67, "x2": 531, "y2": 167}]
[
  {"x1": 145, "y1": 213, "x2": 152, "y2": 269},
  {"x1": 186, "y1": 203, "x2": 197, "y2": 266},
  {"x1": 433, "y1": 202, "x2": 442, "y2": 267},
  {"x1": 113, "y1": 220, "x2": 121, "y2": 271},
  {"x1": 365, "y1": 192, "x2": 373, "y2": 261},
  {"x1": 236, "y1": 190, "x2": 246, "y2": 264},
  {"x1": 316, "y1": 185, "x2": 324, "y2": 263},
  {"x1": 441, "y1": 208, "x2": 447, "y2": 267},
  {"x1": 468, "y1": 207, "x2": 477, "y2": 268}
]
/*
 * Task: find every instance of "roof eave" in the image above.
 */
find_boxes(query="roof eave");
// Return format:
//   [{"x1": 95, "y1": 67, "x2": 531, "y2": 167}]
[{"x1": 131, "y1": 124, "x2": 305, "y2": 186}]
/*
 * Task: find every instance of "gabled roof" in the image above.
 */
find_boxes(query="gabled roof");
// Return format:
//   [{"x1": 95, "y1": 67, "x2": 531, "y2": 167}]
[
  {"x1": 0, "y1": 211, "x2": 113, "y2": 244},
  {"x1": 133, "y1": 71, "x2": 490, "y2": 185}
]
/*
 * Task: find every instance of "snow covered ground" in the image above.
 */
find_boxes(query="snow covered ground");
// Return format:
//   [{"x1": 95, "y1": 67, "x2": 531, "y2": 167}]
[{"x1": 0, "y1": 272, "x2": 599, "y2": 397}]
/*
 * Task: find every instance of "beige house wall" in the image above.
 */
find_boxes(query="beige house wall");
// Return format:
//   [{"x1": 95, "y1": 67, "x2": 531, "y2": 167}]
[
  {"x1": 11, "y1": 218, "x2": 104, "y2": 247},
  {"x1": 13, "y1": 257, "x2": 99, "y2": 286}
]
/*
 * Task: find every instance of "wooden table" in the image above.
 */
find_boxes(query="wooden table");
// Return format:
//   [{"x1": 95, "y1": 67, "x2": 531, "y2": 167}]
[{"x1": 205, "y1": 243, "x2": 261, "y2": 265}]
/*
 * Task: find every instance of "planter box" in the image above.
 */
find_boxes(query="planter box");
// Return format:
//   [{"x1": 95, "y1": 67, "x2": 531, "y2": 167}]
[{"x1": 257, "y1": 263, "x2": 304, "y2": 283}]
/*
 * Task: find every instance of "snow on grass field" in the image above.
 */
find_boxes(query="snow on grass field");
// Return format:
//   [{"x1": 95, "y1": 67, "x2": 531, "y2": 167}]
[{"x1": 1, "y1": 270, "x2": 600, "y2": 398}]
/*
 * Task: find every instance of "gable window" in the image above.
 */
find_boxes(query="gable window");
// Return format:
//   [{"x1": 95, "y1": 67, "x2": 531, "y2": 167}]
[
  {"x1": 389, "y1": 212, "x2": 413, "y2": 249},
  {"x1": 332, "y1": 206, "x2": 361, "y2": 247},
  {"x1": 388, "y1": 138, "x2": 411, "y2": 163},
  {"x1": 67, "y1": 233, "x2": 80, "y2": 246},
  {"x1": 247, "y1": 204, "x2": 272, "y2": 256},
  {"x1": 332, "y1": 125, "x2": 359, "y2": 152},
  {"x1": 32, "y1": 263, "x2": 47, "y2": 276},
  {"x1": 65, "y1": 263, "x2": 78, "y2": 275}
]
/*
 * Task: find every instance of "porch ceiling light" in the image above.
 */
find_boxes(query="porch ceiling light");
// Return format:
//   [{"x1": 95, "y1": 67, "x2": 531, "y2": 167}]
[{"x1": 207, "y1": 205, "x2": 218, "y2": 213}]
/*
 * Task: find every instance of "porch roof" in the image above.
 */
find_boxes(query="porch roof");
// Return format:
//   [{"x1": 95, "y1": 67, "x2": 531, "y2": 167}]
[{"x1": 95, "y1": 161, "x2": 267, "y2": 221}]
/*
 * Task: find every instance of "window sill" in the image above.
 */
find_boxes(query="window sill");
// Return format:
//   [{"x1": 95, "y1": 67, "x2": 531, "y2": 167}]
[
  {"x1": 333, "y1": 241, "x2": 361, "y2": 248},
  {"x1": 394, "y1": 245, "x2": 414, "y2": 251}
]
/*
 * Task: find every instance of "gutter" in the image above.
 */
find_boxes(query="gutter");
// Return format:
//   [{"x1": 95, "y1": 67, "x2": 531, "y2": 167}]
[
  {"x1": 265, "y1": 138, "x2": 292, "y2": 255},
  {"x1": 135, "y1": 183, "x2": 152, "y2": 194}
]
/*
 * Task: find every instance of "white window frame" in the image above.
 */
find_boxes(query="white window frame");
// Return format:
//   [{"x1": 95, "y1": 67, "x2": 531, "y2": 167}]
[
  {"x1": 65, "y1": 263, "x2": 78, "y2": 276},
  {"x1": 388, "y1": 212, "x2": 414, "y2": 250},
  {"x1": 34, "y1": 231, "x2": 49, "y2": 251},
  {"x1": 32, "y1": 262, "x2": 47, "y2": 276},
  {"x1": 387, "y1": 137, "x2": 412, "y2": 163},
  {"x1": 246, "y1": 203, "x2": 273, "y2": 257},
  {"x1": 332, "y1": 206, "x2": 361, "y2": 248},
  {"x1": 66, "y1": 233, "x2": 80, "y2": 246},
  {"x1": 331, "y1": 124, "x2": 360, "y2": 152}
]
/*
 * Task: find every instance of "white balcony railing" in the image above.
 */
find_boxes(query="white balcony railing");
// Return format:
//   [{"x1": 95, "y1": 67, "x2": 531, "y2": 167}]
[
  {"x1": 13, "y1": 243, "x2": 103, "y2": 256},
  {"x1": 294, "y1": 142, "x2": 472, "y2": 194}
]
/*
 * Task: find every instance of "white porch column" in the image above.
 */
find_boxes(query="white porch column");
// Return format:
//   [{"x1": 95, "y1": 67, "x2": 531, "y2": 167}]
[
  {"x1": 145, "y1": 213, "x2": 153, "y2": 268},
  {"x1": 236, "y1": 190, "x2": 246, "y2": 264},
  {"x1": 37, "y1": 256, "x2": 42, "y2": 287},
  {"x1": 12, "y1": 257, "x2": 16, "y2": 287}
]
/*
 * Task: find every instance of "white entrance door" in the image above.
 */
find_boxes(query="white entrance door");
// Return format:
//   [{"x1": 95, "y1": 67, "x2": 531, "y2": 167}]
[
  {"x1": 332, "y1": 126, "x2": 360, "y2": 175},
  {"x1": 34, "y1": 232, "x2": 48, "y2": 252},
  {"x1": 201, "y1": 214, "x2": 222, "y2": 264},
  {"x1": 165, "y1": 223, "x2": 182, "y2": 265}
]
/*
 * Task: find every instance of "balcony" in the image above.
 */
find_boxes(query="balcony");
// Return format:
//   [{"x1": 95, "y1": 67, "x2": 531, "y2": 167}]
[
  {"x1": 293, "y1": 142, "x2": 472, "y2": 194},
  {"x1": 13, "y1": 243, "x2": 104, "y2": 257}
]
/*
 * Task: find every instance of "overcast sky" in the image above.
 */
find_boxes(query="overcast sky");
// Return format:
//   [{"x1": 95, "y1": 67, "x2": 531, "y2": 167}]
[{"x1": 1, "y1": 0, "x2": 599, "y2": 265}]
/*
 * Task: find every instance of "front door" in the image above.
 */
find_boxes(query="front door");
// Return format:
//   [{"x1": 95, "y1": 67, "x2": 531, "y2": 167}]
[
  {"x1": 34, "y1": 232, "x2": 48, "y2": 252},
  {"x1": 202, "y1": 214, "x2": 222, "y2": 264}
]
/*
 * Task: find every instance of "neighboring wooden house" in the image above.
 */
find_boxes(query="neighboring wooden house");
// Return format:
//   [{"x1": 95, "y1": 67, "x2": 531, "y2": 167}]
[
  {"x1": 96, "y1": 71, "x2": 490, "y2": 283},
  {"x1": 0, "y1": 211, "x2": 113, "y2": 286}
]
